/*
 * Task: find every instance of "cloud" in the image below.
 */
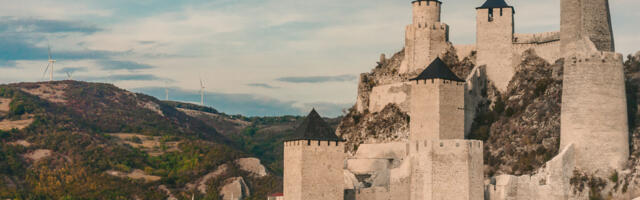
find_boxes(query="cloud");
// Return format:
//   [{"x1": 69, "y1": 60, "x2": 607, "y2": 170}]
[
  {"x1": 0, "y1": 17, "x2": 101, "y2": 34},
  {"x1": 246, "y1": 83, "x2": 279, "y2": 89},
  {"x1": 0, "y1": 60, "x2": 17, "y2": 68},
  {"x1": 78, "y1": 74, "x2": 173, "y2": 82},
  {"x1": 132, "y1": 87, "x2": 302, "y2": 117},
  {"x1": 59, "y1": 67, "x2": 88, "y2": 74},
  {"x1": 97, "y1": 60, "x2": 154, "y2": 71},
  {"x1": 277, "y1": 74, "x2": 357, "y2": 83},
  {"x1": 0, "y1": 35, "x2": 116, "y2": 61}
]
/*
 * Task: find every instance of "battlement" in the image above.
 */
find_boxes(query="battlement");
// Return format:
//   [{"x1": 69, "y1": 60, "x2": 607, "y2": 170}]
[
  {"x1": 513, "y1": 32, "x2": 560, "y2": 44},
  {"x1": 477, "y1": 7, "x2": 513, "y2": 22},
  {"x1": 408, "y1": 140, "x2": 483, "y2": 154},
  {"x1": 410, "y1": 22, "x2": 449, "y2": 30},
  {"x1": 412, "y1": 78, "x2": 465, "y2": 86},
  {"x1": 412, "y1": 0, "x2": 441, "y2": 7},
  {"x1": 284, "y1": 140, "x2": 342, "y2": 147},
  {"x1": 412, "y1": 0, "x2": 441, "y2": 25}
]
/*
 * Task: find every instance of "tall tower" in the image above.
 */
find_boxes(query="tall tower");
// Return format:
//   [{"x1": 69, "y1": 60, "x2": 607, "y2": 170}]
[
  {"x1": 560, "y1": 0, "x2": 615, "y2": 53},
  {"x1": 283, "y1": 109, "x2": 344, "y2": 200},
  {"x1": 408, "y1": 58, "x2": 484, "y2": 200},
  {"x1": 560, "y1": 0, "x2": 627, "y2": 175},
  {"x1": 476, "y1": 0, "x2": 514, "y2": 91},
  {"x1": 409, "y1": 57, "x2": 465, "y2": 141},
  {"x1": 401, "y1": 0, "x2": 449, "y2": 75}
]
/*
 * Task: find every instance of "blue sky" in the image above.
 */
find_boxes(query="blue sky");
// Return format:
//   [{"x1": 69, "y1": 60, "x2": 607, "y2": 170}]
[{"x1": 0, "y1": 0, "x2": 638, "y2": 117}]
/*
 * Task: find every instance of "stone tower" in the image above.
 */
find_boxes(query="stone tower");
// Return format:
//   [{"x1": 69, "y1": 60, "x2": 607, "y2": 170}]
[
  {"x1": 283, "y1": 109, "x2": 344, "y2": 200},
  {"x1": 408, "y1": 58, "x2": 484, "y2": 200},
  {"x1": 560, "y1": 0, "x2": 628, "y2": 175},
  {"x1": 409, "y1": 57, "x2": 465, "y2": 141},
  {"x1": 560, "y1": 0, "x2": 615, "y2": 53},
  {"x1": 476, "y1": 0, "x2": 514, "y2": 91},
  {"x1": 400, "y1": 0, "x2": 449, "y2": 74}
]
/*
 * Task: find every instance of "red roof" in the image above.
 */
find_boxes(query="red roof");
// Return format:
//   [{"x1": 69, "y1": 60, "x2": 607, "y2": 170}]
[{"x1": 268, "y1": 193, "x2": 284, "y2": 197}]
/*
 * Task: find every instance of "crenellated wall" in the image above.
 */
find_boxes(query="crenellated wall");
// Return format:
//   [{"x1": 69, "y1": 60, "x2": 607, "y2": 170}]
[
  {"x1": 513, "y1": 32, "x2": 562, "y2": 63},
  {"x1": 284, "y1": 140, "x2": 345, "y2": 200},
  {"x1": 409, "y1": 140, "x2": 484, "y2": 200},
  {"x1": 560, "y1": 38, "x2": 629, "y2": 175},
  {"x1": 411, "y1": 0, "x2": 441, "y2": 25},
  {"x1": 401, "y1": 22, "x2": 450, "y2": 74},
  {"x1": 410, "y1": 79, "x2": 465, "y2": 141}
]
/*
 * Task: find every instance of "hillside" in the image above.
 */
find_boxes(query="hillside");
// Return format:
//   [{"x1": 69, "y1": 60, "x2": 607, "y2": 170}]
[{"x1": 0, "y1": 81, "x2": 286, "y2": 199}]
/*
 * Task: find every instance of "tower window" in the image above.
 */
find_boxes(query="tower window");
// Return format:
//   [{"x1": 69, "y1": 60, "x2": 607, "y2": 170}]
[
  {"x1": 500, "y1": 8, "x2": 504, "y2": 16},
  {"x1": 488, "y1": 9, "x2": 494, "y2": 22}
]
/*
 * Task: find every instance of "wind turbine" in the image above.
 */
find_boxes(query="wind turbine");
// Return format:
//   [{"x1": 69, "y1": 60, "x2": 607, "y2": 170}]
[
  {"x1": 165, "y1": 88, "x2": 169, "y2": 101},
  {"x1": 42, "y1": 43, "x2": 56, "y2": 81},
  {"x1": 199, "y1": 78, "x2": 205, "y2": 105},
  {"x1": 66, "y1": 71, "x2": 73, "y2": 80}
]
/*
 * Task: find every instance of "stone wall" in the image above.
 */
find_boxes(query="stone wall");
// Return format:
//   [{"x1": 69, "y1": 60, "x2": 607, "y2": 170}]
[
  {"x1": 409, "y1": 140, "x2": 484, "y2": 200},
  {"x1": 410, "y1": 80, "x2": 465, "y2": 141},
  {"x1": 412, "y1": 0, "x2": 440, "y2": 25},
  {"x1": 284, "y1": 140, "x2": 345, "y2": 200},
  {"x1": 513, "y1": 32, "x2": 561, "y2": 63},
  {"x1": 401, "y1": 22, "x2": 450, "y2": 74},
  {"x1": 454, "y1": 44, "x2": 476, "y2": 61},
  {"x1": 560, "y1": 38, "x2": 629, "y2": 175},
  {"x1": 560, "y1": 0, "x2": 615, "y2": 53},
  {"x1": 477, "y1": 7, "x2": 514, "y2": 92},
  {"x1": 368, "y1": 83, "x2": 412, "y2": 113}
]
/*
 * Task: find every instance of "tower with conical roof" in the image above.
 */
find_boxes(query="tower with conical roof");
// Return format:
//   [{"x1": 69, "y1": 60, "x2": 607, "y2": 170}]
[
  {"x1": 408, "y1": 58, "x2": 483, "y2": 200},
  {"x1": 400, "y1": 0, "x2": 450, "y2": 74},
  {"x1": 476, "y1": 0, "x2": 515, "y2": 91},
  {"x1": 283, "y1": 109, "x2": 344, "y2": 200}
]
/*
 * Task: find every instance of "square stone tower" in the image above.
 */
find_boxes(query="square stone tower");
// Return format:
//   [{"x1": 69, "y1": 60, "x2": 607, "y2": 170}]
[
  {"x1": 409, "y1": 57, "x2": 465, "y2": 141},
  {"x1": 408, "y1": 58, "x2": 484, "y2": 200},
  {"x1": 476, "y1": 0, "x2": 514, "y2": 91},
  {"x1": 283, "y1": 109, "x2": 344, "y2": 200},
  {"x1": 400, "y1": 0, "x2": 450, "y2": 75}
]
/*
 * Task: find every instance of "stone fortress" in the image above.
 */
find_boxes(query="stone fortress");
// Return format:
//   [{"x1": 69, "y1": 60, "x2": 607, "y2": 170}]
[{"x1": 281, "y1": 0, "x2": 632, "y2": 199}]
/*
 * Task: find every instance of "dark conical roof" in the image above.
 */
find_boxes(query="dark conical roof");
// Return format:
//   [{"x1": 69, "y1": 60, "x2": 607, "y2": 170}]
[
  {"x1": 477, "y1": 0, "x2": 512, "y2": 9},
  {"x1": 287, "y1": 109, "x2": 343, "y2": 141},
  {"x1": 410, "y1": 57, "x2": 464, "y2": 82}
]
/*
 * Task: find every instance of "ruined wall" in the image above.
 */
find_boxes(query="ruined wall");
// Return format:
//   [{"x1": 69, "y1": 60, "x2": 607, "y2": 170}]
[
  {"x1": 477, "y1": 7, "x2": 514, "y2": 92},
  {"x1": 464, "y1": 65, "x2": 487, "y2": 137},
  {"x1": 560, "y1": 41, "x2": 629, "y2": 175},
  {"x1": 368, "y1": 83, "x2": 412, "y2": 113},
  {"x1": 284, "y1": 140, "x2": 345, "y2": 200},
  {"x1": 560, "y1": 0, "x2": 615, "y2": 53},
  {"x1": 410, "y1": 80, "x2": 465, "y2": 141},
  {"x1": 401, "y1": 22, "x2": 450, "y2": 75},
  {"x1": 513, "y1": 32, "x2": 561, "y2": 63},
  {"x1": 409, "y1": 140, "x2": 484, "y2": 200}
]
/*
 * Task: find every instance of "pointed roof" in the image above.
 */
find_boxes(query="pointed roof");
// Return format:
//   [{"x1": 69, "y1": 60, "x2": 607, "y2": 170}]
[
  {"x1": 477, "y1": 0, "x2": 513, "y2": 9},
  {"x1": 287, "y1": 109, "x2": 343, "y2": 141},
  {"x1": 410, "y1": 57, "x2": 464, "y2": 82}
]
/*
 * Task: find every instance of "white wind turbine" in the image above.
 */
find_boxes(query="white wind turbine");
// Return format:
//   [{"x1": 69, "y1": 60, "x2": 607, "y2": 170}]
[
  {"x1": 42, "y1": 43, "x2": 56, "y2": 81},
  {"x1": 165, "y1": 88, "x2": 169, "y2": 101},
  {"x1": 199, "y1": 78, "x2": 205, "y2": 105},
  {"x1": 66, "y1": 71, "x2": 73, "y2": 80}
]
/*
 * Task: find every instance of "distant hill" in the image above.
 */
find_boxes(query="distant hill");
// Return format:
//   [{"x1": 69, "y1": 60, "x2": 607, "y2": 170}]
[{"x1": 0, "y1": 80, "x2": 333, "y2": 199}]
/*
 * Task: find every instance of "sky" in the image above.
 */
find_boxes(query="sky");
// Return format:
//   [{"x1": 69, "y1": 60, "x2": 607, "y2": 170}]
[{"x1": 0, "y1": 0, "x2": 638, "y2": 117}]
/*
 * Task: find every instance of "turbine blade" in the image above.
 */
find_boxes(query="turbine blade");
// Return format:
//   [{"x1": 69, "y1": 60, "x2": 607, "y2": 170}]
[{"x1": 48, "y1": 43, "x2": 52, "y2": 60}]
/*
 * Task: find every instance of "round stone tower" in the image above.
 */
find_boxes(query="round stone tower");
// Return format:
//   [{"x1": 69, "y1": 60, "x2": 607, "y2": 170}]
[
  {"x1": 283, "y1": 109, "x2": 344, "y2": 200},
  {"x1": 476, "y1": 0, "x2": 515, "y2": 92},
  {"x1": 412, "y1": 0, "x2": 441, "y2": 25}
]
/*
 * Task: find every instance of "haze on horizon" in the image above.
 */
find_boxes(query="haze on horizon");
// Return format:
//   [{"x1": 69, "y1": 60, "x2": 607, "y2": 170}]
[{"x1": 0, "y1": 0, "x2": 638, "y2": 117}]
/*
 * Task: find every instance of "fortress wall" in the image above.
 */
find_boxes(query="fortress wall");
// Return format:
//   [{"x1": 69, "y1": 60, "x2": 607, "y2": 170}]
[
  {"x1": 403, "y1": 22, "x2": 450, "y2": 74},
  {"x1": 464, "y1": 66, "x2": 487, "y2": 137},
  {"x1": 409, "y1": 140, "x2": 484, "y2": 200},
  {"x1": 454, "y1": 44, "x2": 476, "y2": 61},
  {"x1": 412, "y1": 0, "x2": 441, "y2": 25},
  {"x1": 284, "y1": 140, "x2": 345, "y2": 200},
  {"x1": 513, "y1": 32, "x2": 560, "y2": 44},
  {"x1": 354, "y1": 142, "x2": 408, "y2": 159},
  {"x1": 368, "y1": 82, "x2": 411, "y2": 113},
  {"x1": 438, "y1": 81, "x2": 465, "y2": 139},
  {"x1": 355, "y1": 187, "x2": 392, "y2": 200},
  {"x1": 409, "y1": 80, "x2": 440, "y2": 141},
  {"x1": 512, "y1": 40, "x2": 561, "y2": 64},
  {"x1": 560, "y1": 49, "x2": 629, "y2": 174},
  {"x1": 477, "y1": 7, "x2": 514, "y2": 92}
]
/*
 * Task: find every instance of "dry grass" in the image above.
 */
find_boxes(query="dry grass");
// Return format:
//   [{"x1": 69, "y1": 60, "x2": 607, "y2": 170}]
[
  {"x1": 106, "y1": 169, "x2": 161, "y2": 182},
  {"x1": 0, "y1": 98, "x2": 10, "y2": 113},
  {"x1": 23, "y1": 149, "x2": 53, "y2": 162},
  {"x1": 109, "y1": 133, "x2": 181, "y2": 156},
  {"x1": 0, "y1": 118, "x2": 34, "y2": 131},
  {"x1": 7, "y1": 140, "x2": 32, "y2": 147},
  {"x1": 20, "y1": 83, "x2": 68, "y2": 104}
]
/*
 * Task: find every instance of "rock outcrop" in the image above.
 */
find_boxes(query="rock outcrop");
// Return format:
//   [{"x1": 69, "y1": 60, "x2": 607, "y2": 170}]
[
  {"x1": 220, "y1": 177, "x2": 250, "y2": 200},
  {"x1": 235, "y1": 157, "x2": 267, "y2": 177}
]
